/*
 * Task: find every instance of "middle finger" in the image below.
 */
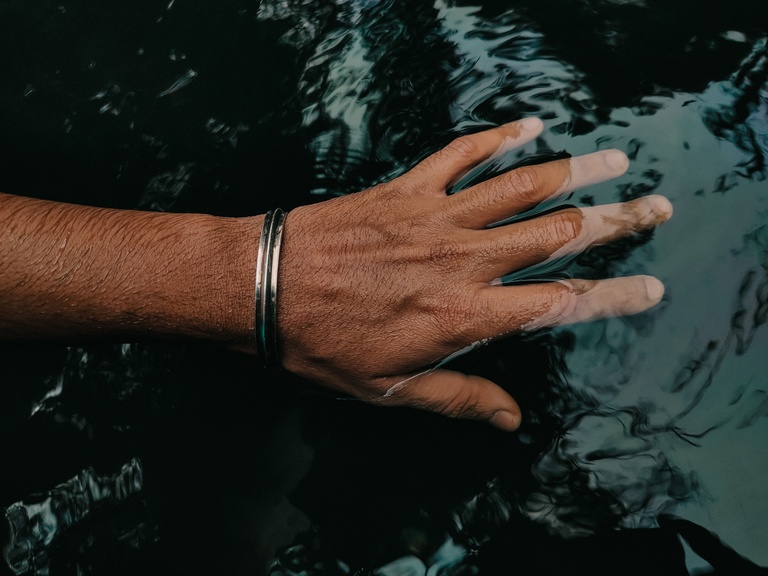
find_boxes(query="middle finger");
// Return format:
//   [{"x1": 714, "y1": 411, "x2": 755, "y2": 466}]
[{"x1": 447, "y1": 149, "x2": 631, "y2": 229}]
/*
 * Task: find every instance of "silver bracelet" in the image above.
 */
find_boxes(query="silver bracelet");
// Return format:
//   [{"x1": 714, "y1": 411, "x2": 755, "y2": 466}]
[{"x1": 254, "y1": 208, "x2": 286, "y2": 367}]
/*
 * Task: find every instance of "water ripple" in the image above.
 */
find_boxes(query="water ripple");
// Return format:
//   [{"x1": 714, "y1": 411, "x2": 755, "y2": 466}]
[{"x1": 3, "y1": 459, "x2": 145, "y2": 576}]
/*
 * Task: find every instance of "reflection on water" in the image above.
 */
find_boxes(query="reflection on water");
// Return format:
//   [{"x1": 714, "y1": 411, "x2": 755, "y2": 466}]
[
  {"x1": 1, "y1": 0, "x2": 767, "y2": 574},
  {"x1": 4, "y1": 460, "x2": 144, "y2": 576}
]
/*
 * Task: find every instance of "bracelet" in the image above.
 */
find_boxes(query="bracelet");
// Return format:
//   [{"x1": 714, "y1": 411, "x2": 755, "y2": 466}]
[{"x1": 254, "y1": 208, "x2": 286, "y2": 367}]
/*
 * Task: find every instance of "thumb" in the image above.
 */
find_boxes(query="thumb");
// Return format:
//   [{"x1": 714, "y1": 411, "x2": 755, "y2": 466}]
[{"x1": 381, "y1": 369, "x2": 522, "y2": 431}]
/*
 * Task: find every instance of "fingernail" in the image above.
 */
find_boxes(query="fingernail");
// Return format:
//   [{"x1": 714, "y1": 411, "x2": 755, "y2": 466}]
[
  {"x1": 604, "y1": 149, "x2": 629, "y2": 173},
  {"x1": 644, "y1": 276, "x2": 665, "y2": 303},
  {"x1": 490, "y1": 410, "x2": 520, "y2": 431},
  {"x1": 648, "y1": 194, "x2": 674, "y2": 220},
  {"x1": 511, "y1": 117, "x2": 543, "y2": 134},
  {"x1": 505, "y1": 116, "x2": 544, "y2": 135}
]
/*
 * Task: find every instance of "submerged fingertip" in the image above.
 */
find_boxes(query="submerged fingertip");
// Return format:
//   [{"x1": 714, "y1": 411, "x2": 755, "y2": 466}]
[
  {"x1": 517, "y1": 116, "x2": 543, "y2": 133},
  {"x1": 502, "y1": 117, "x2": 543, "y2": 143},
  {"x1": 604, "y1": 149, "x2": 630, "y2": 173},
  {"x1": 649, "y1": 194, "x2": 674, "y2": 220},
  {"x1": 643, "y1": 276, "x2": 665, "y2": 303}
]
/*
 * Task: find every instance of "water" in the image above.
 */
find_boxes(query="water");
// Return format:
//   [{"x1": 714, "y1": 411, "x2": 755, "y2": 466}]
[{"x1": 1, "y1": 0, "x2": 767, "y2": 574}]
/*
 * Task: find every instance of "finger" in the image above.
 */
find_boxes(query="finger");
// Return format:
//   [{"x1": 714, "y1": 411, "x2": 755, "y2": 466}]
[
  {"x1": 380, "y1": 369, "x2": 522, "y2": 431},
  {"x1": 472, "y1": 275, "x2": 665, "y2": 339},
  {"x1": 408, "y1": 118, "x2": 544, "y2": 192},
  {"x1": 477, "y1": 195, "x2": 673, "y2": 280},
  {"x1": 526, "y1": 276, "x2": 666, "y2": 330},
  {"x1": 448, "y1": 149, "x2": 630, "y2": 229}
]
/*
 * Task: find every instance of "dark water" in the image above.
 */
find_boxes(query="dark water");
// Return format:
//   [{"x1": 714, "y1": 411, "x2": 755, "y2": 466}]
[{"x1": 1, "y1": 1, "x2": 768, "y2": 574}]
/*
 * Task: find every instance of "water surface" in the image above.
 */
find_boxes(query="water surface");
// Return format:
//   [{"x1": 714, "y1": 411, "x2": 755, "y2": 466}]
[{"x1": 1, "y1": 1, "x2": 767, "y2": 574}]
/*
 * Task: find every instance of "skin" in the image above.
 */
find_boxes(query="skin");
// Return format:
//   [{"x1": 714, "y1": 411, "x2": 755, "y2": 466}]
[{"x1": 0, "y1": 118, "x2": 672, "y2": 431}]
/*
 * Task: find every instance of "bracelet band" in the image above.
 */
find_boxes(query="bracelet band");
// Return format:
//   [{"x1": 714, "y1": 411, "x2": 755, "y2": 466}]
[{"x1": 254, "y1": 208, "x2": 286, "y2": 367}]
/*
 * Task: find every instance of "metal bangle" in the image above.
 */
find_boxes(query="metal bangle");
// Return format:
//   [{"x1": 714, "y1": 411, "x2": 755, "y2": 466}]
[{"x1": 254, "y1": 208, "x2": 286, "y2": 367}]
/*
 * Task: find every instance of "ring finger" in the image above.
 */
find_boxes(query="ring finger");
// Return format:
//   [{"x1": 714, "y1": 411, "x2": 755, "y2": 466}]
[{"x1": 475, "y1": 194, "x2": 673, "y2": 281}]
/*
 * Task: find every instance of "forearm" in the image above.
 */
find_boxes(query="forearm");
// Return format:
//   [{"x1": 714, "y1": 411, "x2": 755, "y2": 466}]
[{"x1": 0, "y1": 192, "x2": 260, "y2": 352}]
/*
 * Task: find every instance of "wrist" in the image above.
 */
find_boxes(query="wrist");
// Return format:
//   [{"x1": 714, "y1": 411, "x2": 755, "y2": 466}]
[{"x1": 198, "y1": 213, "x2": 264, "y2": 354}]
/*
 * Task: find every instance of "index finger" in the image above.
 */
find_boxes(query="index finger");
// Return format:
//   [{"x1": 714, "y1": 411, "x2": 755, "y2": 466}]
[{"x1": 408, "y1": 118, "x2": 544, "y2": 191}]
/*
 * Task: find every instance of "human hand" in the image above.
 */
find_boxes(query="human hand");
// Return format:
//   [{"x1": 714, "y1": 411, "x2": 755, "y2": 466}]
[{"x1": 277, "y1": 118, "x2": 672, "y2": 430}]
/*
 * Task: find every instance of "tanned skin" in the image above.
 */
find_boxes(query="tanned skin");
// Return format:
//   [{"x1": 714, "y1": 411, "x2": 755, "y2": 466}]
[{"x1": 0, "y1": 120, "x2": 672, "y2": 431}]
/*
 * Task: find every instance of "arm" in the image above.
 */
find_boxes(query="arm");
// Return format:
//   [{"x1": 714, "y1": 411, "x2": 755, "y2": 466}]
[
  {"x1": 0, "y1": 193, "x2": 261, "y2": 352},
  {"x1": 0, "y1": 119, "x2": 672, "y2": 430}
]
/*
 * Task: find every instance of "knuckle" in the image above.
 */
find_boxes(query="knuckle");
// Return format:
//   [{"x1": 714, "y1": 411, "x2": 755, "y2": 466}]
[
  {"x1": 425, "y1": 293, "x2": 478, "y2": 345},
  {"x1": 506, "y1": 166, "x2": 543, "y2": 203},
  {"x1": 545, "y1": 287, "x2": 579, "y2": 325},
  {"x1": 428, "y1": 239, "x2": 468, "y2": 269},
  {"x1": 441, "y1": 383, "x2": 481, "y2": 418},
  {"x1": 474, "y1": 177, "x2": 509, "y2": 213},
  {"x1": 444, "y1": 134, "x2": 480, "y2": 160},
  {"x1": 547, "y1": 209, "x2": 583, "y2": 244}
]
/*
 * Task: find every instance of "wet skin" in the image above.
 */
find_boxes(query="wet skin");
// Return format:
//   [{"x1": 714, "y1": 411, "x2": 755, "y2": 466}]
[
  {"x1": 278, "y1": 118, "x2": 672, "y2": 429},
  {"x1": 0, "y1": 119, "x2": 672, "y2": 431}
]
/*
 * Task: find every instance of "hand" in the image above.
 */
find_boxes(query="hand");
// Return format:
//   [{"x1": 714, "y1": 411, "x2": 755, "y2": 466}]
[{"x1": 277, "y1": 118, "x2": 673, "y2": 430}]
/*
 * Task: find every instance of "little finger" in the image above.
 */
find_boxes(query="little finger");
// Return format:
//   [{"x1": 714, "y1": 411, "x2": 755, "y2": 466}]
[{"x1": 474, "y1": 275, "x2": 665, "y2": 339}]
